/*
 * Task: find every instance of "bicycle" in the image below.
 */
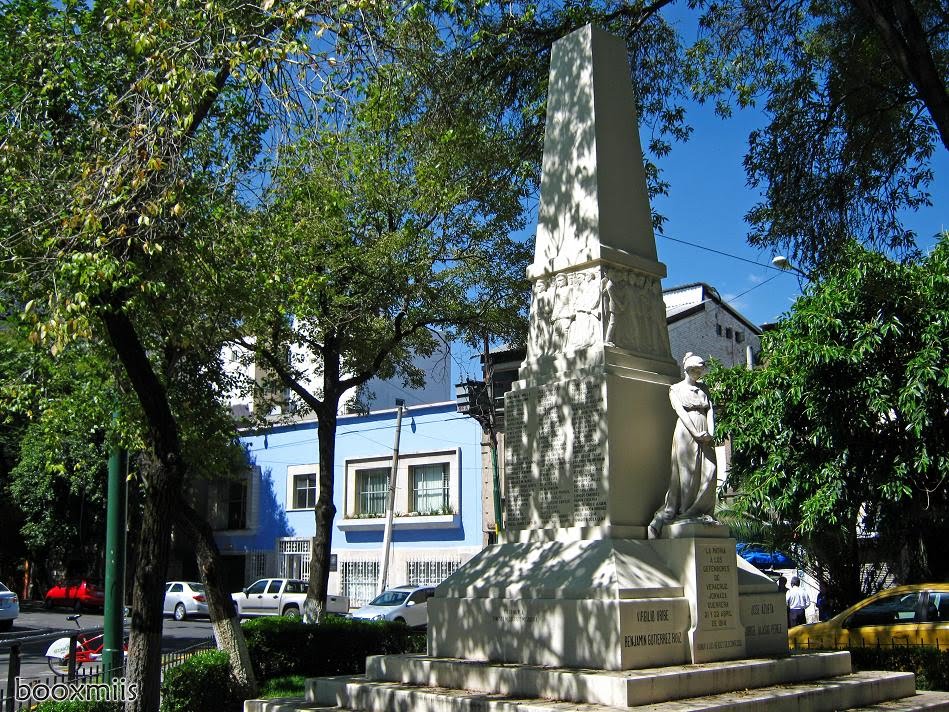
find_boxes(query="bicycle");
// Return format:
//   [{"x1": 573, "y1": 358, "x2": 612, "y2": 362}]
[{"x1": 45, "y1": 613, "x2": 128, "y2": 675}]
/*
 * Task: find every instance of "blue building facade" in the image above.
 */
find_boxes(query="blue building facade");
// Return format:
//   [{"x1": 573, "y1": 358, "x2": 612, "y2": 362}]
[{"x1": 208, "y1": 401, "x2": 485, "y2": 607}]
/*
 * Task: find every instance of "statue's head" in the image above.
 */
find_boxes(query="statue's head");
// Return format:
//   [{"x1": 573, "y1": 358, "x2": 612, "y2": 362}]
[{"x1": 682, "y1": 352, "x2": 706, "y2": 375}]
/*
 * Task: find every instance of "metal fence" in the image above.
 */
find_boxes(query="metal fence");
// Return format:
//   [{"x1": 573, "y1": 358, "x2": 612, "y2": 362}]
[{"x1": 1, "y1": 630, "x2": 214, "y2": 712}]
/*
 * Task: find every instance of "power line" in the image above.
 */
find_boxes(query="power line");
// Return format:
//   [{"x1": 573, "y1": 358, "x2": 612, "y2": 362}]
[
  {"x1": 657, "y1": 232, "x2": 785, "y2": 272},
  {"x1": 722, "y1": 273, "x2": 781, "y2": 306}
]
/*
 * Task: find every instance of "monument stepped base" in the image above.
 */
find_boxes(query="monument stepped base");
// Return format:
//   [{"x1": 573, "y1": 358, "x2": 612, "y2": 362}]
[{"x1": 244, "y1": 652, "x2": 949, "y2": 712}]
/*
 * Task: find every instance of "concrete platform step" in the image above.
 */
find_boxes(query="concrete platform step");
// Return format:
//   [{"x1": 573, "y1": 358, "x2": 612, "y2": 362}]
[
  {"x1": 310, "y1": 670, "x2": 920, "y2": 712},
  {"x1": 244, "y1": 697, "x2": 338, "y2": 712},
  {"x1": 850, "y1": 693, "x2": 949, "y2": 711},
  {"x1": 360, "y1": 653, "x2": 853, "y2": 707}
]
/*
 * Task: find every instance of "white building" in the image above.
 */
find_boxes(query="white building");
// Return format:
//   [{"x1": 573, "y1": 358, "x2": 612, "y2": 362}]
[{"x1": 664, "y1": 282, "x2": 762, "y2": 369}]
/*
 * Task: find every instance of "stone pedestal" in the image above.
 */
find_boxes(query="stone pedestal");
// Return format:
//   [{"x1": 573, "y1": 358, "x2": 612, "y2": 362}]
[{"x1": 429, "y1": 527, "x2": 785, "y2": 669}]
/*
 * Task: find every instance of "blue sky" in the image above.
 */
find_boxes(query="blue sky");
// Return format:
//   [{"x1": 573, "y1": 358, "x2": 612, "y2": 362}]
[{"x1": 652, "y1": 102, "x2": 949, "y2": 327}]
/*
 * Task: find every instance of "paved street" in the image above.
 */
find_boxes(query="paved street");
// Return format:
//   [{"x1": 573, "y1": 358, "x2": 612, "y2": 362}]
[{"x1": 0, "y1": 604, "x2": 213, "y2": 690}]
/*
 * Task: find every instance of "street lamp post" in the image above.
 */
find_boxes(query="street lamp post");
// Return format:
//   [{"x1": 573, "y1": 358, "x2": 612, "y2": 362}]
[{"x1": 771, "y1": 255, "x2": 813, "y2": 281}]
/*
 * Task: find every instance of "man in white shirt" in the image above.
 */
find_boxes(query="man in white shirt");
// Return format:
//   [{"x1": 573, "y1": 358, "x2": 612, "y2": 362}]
[{"x1": 786, "y1": 576, "x2": 811, "y2": 627}]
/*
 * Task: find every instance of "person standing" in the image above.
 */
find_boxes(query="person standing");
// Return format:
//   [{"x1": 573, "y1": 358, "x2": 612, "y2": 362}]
[{"x1": 786, "y1": 576, "x2": 811, "y2": 627}]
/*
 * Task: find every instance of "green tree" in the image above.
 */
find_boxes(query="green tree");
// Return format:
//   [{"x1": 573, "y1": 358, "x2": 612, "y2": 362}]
[
  {"x1": 0, "y1": 0, "x2": 318, "y2": 705},
  {"x1": 0, "y1": 321, "x2": 115, "y2": 592},
  {"x1": 688, "y1": 0, "x2": 948, "y2": 270},
  {"x1": 710, "y1": 235, "x2": 949, "y2": 611},
  {"x1": 223, "y1": 36, "x2": 535, "y2": 620}
]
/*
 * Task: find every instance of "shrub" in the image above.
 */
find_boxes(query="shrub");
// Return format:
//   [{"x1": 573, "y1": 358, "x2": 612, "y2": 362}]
[
  {"x1": 849, "y1": 646, "x2": 949, "y2": 691},
  {"x1": 159, "y1": 649, "x2": 241, "y2": 712},
  {"x1": 243, "y1": 616, "x2": 426, "y2": 681}
]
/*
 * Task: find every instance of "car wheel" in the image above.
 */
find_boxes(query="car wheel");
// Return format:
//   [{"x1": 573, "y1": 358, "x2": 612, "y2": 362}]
[
  {"x1": 0, "y1": 619, "x2": 12, "y2": 632},
  {"x1": 174, "y1": 603, "x2": 187, "y2": 622},
  {"x1": 282, "y1": 605, "x2": 300, "y2": 620},
  {"x1": 393, "y1": 617, "x2": 406, "y2": 625}
]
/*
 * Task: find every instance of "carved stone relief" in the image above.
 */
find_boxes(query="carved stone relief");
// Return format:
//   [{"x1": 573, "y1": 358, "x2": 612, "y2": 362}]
[{"x1": 526, "y1": 266, "x2": 668, "y2": 359}]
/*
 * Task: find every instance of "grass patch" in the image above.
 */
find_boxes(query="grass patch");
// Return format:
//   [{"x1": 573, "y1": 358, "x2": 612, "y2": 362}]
[{"x1": 259, "y1": 675, "x2": 306, "y2": 698}]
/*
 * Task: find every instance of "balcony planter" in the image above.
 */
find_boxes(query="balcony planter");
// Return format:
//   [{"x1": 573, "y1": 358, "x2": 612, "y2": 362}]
[{"x1": 337, "y1": 512, "x2": 459, "y2": 531}]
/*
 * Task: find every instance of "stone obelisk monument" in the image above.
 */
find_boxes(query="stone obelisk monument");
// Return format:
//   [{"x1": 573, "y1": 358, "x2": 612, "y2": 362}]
[{"x1": 428, "y1": 24, "x2": 786, "y2": 669}]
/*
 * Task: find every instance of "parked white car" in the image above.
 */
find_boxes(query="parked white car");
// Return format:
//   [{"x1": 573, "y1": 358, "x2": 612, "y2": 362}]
[
  {"x1": 350, "y1": 585, "x2": 435, "y2": 629},
  {"x1": 0, "y1": 582, "x2": 19, "y2": 632},
  {"x1": 163, "y1": 581, "x2": 208, "y2": 621}
]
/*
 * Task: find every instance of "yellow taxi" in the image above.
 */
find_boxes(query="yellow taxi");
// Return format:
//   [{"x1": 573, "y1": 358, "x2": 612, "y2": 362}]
[{"x1": 788, "y1": 583, "x2": 949, "y2": 649}]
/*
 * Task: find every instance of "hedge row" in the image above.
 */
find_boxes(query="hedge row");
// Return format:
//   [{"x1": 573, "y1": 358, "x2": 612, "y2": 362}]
[
  {"x1": 848, "y1": 645, "x2": 949, "y2": 691},
  {"x1": 160, "y1": 649, "x2": 243, "y2": 712},
  {"x1": 242, "y1": 615, "x2": 427, "y2": 680}
]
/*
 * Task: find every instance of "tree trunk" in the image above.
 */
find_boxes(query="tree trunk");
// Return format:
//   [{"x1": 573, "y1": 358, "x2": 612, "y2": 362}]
[
  {"x1": 175, "y1": 501, "x2": 258, "y2": 697},
  {"x1": 851, "y1": 0, "x2": 949, "y2": 152},
  {"x1": 101, "y1": 307, "x2": 187, "y2": 712},
  {"x1": 305, "y1": 401, "x2": 338, "y2": 623},
  {"x1": 125, "y1": 456, "x2": 177, "y2": 712}
]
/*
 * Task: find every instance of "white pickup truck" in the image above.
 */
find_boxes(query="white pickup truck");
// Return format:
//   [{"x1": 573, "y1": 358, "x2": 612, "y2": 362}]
[{"x1": 231, "y1": 578, "x2": 349, "y2": 619}]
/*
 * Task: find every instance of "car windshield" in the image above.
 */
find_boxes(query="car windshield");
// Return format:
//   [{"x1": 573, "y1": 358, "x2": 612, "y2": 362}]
[
  {"x1": 0, "y1": 583, "x2": 9, "y2": 593},
  {"x1": 368, "y1": 590, "x2": 409, "y2": 607}
]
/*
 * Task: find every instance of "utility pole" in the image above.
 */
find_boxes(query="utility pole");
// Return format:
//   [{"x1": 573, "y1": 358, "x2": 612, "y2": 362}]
[
  {"x1": 377, "y1": 399, "x2": 405, "y2": 595},
  {"x1": 103, "y1": 434, "x2": 127, "y2": 681},
  {"x1": 482, "y1": 336, "x2": 503, "y2": 537}
]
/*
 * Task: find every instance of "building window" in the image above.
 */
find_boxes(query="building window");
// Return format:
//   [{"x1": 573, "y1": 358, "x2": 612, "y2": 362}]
[
  {"x1": 735, "y1": 331, "x2": 745, "y2": 343},
  {"x1": 343, "y1": 448, "x2": 460, "y2": 524},
  {"x1": 341, "y1": 560, "x2": 379, "y2": 608},
  {"x1": 725, "y1": 327, "x2": 733, "y2": 339},
  {"x1": 292, "y1": 472, "x2": 317, "y2": 509},
  {"x1": 227, "y1": 480, "x2": 247, "y2": 529},
  {"x1": 715, "y1": 324, "x2": 722, "y2": 336},
  {"x1": 407, "y1": 559, "x2": 460, "y2": 587},
  {"x1": 410, "y1": 463, "x2": 449, "y2": 514},
  {"x1": 356, "y1": 467, "x2": 390, "y2": 516}
]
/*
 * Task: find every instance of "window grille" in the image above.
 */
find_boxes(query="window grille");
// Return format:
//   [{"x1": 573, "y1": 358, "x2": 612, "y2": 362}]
[
  {"x1": 293, "y1": 473, "x2": 317, "y2": 509},
  {"x1": 279, "y1": 538, "x2": 312, "y2": 579},
  {"x1": 246, "y1": 551, "x2": 269, "y2": 581},
  {"x1": 355, "y1": 468, "x2": 390, "y2": 516},
  {"x1": 341, "y1": 560, "x2": 380, "y2": 607},
  {"x1": 410, "y1": 463, "x2": 449, "y2": 514},
  {"x1": 406, "y1": 559, "x2": 460, "y2": 587}
]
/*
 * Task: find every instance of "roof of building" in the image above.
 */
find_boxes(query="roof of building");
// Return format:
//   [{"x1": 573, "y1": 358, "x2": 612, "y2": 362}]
[{"x1": 662, "y1": 282, "x2": 762, "y2": 335}]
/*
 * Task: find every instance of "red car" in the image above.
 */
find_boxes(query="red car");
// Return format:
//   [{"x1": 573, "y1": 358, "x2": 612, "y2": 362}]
[{"x1": 44, "y1": 579, "x2": 105, "y2": 612}]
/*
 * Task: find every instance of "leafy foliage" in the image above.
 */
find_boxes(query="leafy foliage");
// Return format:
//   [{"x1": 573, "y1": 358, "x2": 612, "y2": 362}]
[
  {"x1": 849, "y1": 645, "x2": 949, "y2": 691},
  {"x1": 242, "y1": 616, "x2": 426, "y2": 681},
  {"x1": 160, "y1": 650, "x2": 242, "y2": 712},
  {"x1": 710, "y1": 235, "x2": 949, "y2": 609},
  {"x1": 688, "y1": 0, "x2": 948, "y2": 270},
  {"x1": 0, "y1": 319, "x2": 123, "y2": 579},
  {"x1": 211, "y1": 15, "x2": 539, "y2": 619}
]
